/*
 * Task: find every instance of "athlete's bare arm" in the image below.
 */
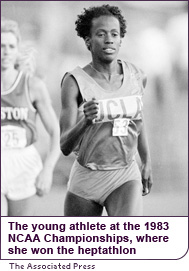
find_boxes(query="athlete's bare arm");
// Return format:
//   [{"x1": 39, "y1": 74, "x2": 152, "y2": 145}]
[
  {"x1": 138, "y1": 114, "x2": 153, "y2": 196},
  {"x1": 59, "y1": 74, "x2": 98, "y2": 156},
  {"x1": 29, "y1": 76, "x2": 60, "y2": 195}
]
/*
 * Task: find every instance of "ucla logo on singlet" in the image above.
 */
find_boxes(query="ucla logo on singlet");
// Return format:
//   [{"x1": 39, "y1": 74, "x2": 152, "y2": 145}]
[
  {"x1": 95, "y1": 96, "x2": 143, "y2": 123},
  {"x1": 1, "y1": 107, "x2": 28, "y2": 121}
]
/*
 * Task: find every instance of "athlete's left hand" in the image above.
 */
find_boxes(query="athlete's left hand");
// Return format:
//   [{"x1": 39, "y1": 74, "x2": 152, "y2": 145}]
[
  {"x1": 35, "y1": 167, "x2": 53, "y2": 196},
  {"x1": 141, "y1": 162, "x2": 153, "y2": 196}
]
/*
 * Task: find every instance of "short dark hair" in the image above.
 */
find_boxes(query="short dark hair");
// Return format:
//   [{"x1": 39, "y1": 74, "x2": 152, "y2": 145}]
[{"x1": 75, "y1": 4, "x2": 127, "y2": 39}]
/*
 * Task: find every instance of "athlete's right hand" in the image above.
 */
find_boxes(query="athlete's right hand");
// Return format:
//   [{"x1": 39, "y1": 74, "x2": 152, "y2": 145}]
[
  {"x1": 35, "y1": 167, "x2": 53, "y2": 196},
  {"x1": 83, "y1": 98, "x2": 99, "y2": 124}
]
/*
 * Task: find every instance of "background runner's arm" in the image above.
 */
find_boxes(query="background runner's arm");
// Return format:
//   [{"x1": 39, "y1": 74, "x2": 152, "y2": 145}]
[{"x1": 29, "y1": 76, "x2": 60, "y2": 195}]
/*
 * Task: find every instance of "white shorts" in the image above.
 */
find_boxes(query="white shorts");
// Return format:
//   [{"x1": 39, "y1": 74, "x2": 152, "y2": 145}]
[
  {"x1": 68, "y1": 159, "x2": 142, "y2": 206},
  {"x1": 1, "y1": 145, "x2": 43, "y2": 201}
]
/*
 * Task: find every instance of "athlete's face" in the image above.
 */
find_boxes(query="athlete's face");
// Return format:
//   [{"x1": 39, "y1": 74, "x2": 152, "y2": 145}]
[
  {"x1": 87, "y1": 16, "x2": 121, "y2": 63},
  {"x1": 1, "y1": 32, "x2": 19, "y2": 70}
]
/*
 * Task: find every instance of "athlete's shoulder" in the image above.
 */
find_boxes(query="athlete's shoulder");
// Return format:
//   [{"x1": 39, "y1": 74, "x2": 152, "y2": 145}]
[
  {"x1": 61, "y1": 65, "x2": 87, "y2": 94},
  {"x1": 28, "y1": 74, "x2": 46, "y2": 90},
  {"x1": 60, "y1": 66, "x2": 80, "y2": 86},
  {"x1": 123, "y1": 60, "x2": 147, "y2": 88},
  {"x1": 122, "y1": 60, "x2": 143, "y2": 73},
  {"x1": 27, "y1": 74, "x2": 50, "y2": 105}
]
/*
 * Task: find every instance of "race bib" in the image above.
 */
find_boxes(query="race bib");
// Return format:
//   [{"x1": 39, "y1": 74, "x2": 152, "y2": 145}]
[
  {"x1": 112, "y1": 118, "x2": 130, "y2": 136},
  {"x1": 1, "y1": 125, "x2": 27, "y2": 149},
  {"x1": 95, "y1": 96, "x2": 143, "y2": 123}
]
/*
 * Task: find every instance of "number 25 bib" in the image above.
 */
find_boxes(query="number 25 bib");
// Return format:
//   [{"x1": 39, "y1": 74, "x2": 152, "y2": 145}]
[{"x1": 1, "y1": 125, "x2": 27, "y2": 149}]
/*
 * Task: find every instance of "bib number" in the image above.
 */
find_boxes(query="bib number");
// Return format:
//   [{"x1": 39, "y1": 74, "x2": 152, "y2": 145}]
[
  {"x1": 1, "y1": 126, "x2": 27, "y2": 149},
  {"x1": 112, "y1": 119, "x2": 130, "y2": 136}
]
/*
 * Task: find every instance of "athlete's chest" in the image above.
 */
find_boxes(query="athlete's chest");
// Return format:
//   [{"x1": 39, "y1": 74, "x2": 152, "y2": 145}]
[{"x1": 93, "y1": 74, "x2": 124, "y2": 92}]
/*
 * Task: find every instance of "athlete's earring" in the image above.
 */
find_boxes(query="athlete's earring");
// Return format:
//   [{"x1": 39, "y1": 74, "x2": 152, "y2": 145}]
[
  {"x1": 86, "y1": 42, "x2": 91, "y2": 51},
  {"x1": 85, "y1": 38, "x2": 91, "y2": 51}
]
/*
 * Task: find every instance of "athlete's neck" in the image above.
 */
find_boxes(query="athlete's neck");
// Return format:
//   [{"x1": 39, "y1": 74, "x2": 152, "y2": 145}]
[
  {"x1": 90, "y1": 60, "x2": 121, "y2": 82},
  {"x1": 1, "y1": 68, "x2": 19, "y2": 92},
  {"x1": 91, "y1": 60, "x2": 119, "y2": 75}
]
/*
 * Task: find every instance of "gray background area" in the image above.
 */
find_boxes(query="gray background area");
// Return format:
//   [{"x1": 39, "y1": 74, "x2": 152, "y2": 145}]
[{"x1": 1, "y1": 1, "x2": 188, "y2": 216}]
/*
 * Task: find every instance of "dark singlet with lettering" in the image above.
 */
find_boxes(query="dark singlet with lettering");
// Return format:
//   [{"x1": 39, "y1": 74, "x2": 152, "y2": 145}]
[{"x1": 1, "y1": 71, "x2": 37, "y2": 149}]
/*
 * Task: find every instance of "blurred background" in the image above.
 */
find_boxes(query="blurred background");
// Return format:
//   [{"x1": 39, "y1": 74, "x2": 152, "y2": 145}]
[{"x1": 1, "y1": 1, "x2": 188, "y2": 216}]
